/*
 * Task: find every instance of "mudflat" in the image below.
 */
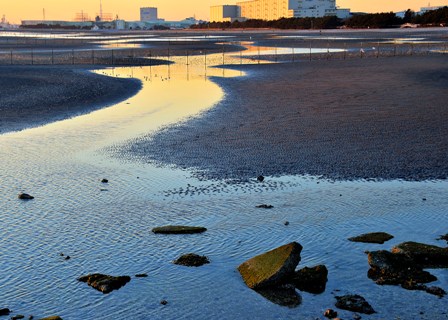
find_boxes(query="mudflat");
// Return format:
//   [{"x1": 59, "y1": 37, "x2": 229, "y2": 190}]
[
  {"x1": 125, "y1": 55, "x2": 448, "y2": 181},
  {"x1": 0, "y1": 66, "x2": 141, "y2": 134}
]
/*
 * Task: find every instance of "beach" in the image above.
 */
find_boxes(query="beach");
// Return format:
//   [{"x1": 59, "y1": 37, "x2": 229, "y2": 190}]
[
  {"x1": 124, "y1": 55, "x2": 448, "y2": 181},
  {"x1": 0, "y1": 66, "x2": 142, "y2": 134}
]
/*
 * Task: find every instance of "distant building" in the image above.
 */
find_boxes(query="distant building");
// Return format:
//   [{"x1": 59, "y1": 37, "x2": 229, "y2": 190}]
[
  {"x1": 210, "y1": 5, "x2": 240, "y2": 22},
  {"x1": 294, "y1": 0, "x2": 337, "y2": 18},
  {"x1": 140, "y1": 7, "x2": 158, "y2": 21},
  {"x1": 212, "y1": 0, "x2": 348, "y2": 21},
  {"x1": 21, "y1": 20, "x2": 94, "y2": 29},
  {"x1": 419, "y1": 5, "x2": 446, "y2": 14},
  {"x1": 237, "y1": 0, "x2": 295, "y2": 20}
]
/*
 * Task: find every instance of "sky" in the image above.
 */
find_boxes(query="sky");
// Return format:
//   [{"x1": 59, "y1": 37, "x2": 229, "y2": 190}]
[{"x1": 1, "y1": 0, "x2": 447, "y2": 24}]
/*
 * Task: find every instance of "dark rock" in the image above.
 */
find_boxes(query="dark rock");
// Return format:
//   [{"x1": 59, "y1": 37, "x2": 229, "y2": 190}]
[
  {"x1": 64, "y1": 256, "x2": 71, "y2": 260},
  {"x1": 0, "y1": 308, "x2": 11, "y2": 315},
  {"x1": 292, "y1": 265, "x2": 328, "y2": 294},
  {"x1": 367, "y1": 250, "x2": 437, "y2": 285},
  {"x1": 135, "y1": 273, "x2": 148, "y2": 278},
  {"x1": 173, "y1": 253, "x2": 210, "y2": 267},
  {"x1": 324, "y1": 309, "x2": 338, "y2": 319},
  {"x1": 348, "y1": 232, "x2": 394, "y2": 244},
  {"x1": 437, "y1": 234, "x2": 448, "y2": 244},
  {"x1": 257, "y1": 175, "x2": 265, "y2": 182},
  {"x1": 38, "y1": 317, "x2": 63, "y2": 320},
  {"x1": 151, "y1": 225, "x2": 207, "y2": 234},
  {"x1": 160, "y1": 300, "x2": 168, "y2": 305},
  {"x1": 425, "y1": 286, "x2": 446, "y2": 298},
  {"x1": 11, "y1": 315, "x2": 25, "y2": 320},
  {"x1": 238, "y1": 242, "x2": 302, "y2": 289},
  {"x1": 101, "y1": 179, "x2": 108, "y2": 183},
  {"x1": 335, "y1": 294, "x2": 375, "y2": 315},
  {"x1": 78, "y1": 273, "x2": 131, "y2": 294},
  {"x1": 256, "y1": 204, "x2": 274, "y2": 209},
  {"x1": 391, "y1": 242, "x2": 448, "y2": 268},
  {"x1": 18, "y1": 193, "x2": 34, "y2": 200},
  {"x1": 256, "y1": 284, "x2": 301, "y2": 308},
  {"x1": 401, "y1": 282, "x2": 446, "y2": 297},
  {"x1": 284, "y1": 221, "x2": 290, "y2": 226}
]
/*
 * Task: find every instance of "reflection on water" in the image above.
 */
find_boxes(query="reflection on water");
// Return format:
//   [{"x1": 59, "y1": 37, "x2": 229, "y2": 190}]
[{"x1": 0, "y1": 37, "x2": 447, "y2": 320}]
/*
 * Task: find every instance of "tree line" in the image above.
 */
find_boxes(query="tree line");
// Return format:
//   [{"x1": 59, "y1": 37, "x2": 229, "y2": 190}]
[{"x1": 192, "y1": 6, "x2": 448, "y2": 30}]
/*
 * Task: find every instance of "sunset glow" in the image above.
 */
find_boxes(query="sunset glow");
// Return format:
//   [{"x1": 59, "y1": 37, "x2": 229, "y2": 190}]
[{"x1": 1, "y1": 0, "x2": 447, "y2": 24}]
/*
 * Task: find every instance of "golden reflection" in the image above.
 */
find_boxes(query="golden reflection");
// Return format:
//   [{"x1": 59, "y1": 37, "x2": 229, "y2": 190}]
[{"x1": 1, "y1": 62, "x2": 244, "y2": 155}]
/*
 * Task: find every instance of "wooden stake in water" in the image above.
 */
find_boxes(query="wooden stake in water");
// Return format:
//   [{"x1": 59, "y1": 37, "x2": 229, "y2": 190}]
[
  {"x1": 222, "y1": 46, "x2": 225, "y2": 65},
  {"x1": 72, "y1": 49, "x2": 75, "y2": 65},
  {"x1": 309, "y1": 42, "x2": 312, "y2": 61}
]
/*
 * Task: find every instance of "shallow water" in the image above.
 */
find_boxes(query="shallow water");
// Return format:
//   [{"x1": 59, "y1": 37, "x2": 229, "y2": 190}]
[{"x1": 0, "y1": 49, "x2": 447, "y2": 320}]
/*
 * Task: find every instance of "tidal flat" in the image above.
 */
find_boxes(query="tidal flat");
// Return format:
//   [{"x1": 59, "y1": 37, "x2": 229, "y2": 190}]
[{"x1": 0, "y1": 28, "x2": 447, "y2": 320}]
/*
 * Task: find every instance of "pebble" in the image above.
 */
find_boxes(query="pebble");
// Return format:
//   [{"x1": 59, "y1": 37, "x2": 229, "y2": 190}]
[{"x1": 160, "y1": 300, "x2": 168, "y2": 305}]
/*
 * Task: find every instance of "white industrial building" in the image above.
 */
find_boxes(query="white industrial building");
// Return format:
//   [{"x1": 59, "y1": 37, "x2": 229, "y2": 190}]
[
  {"x1": 140, "y1": 7, "x2": 158, "y2": 21},
  {"x1": 211, "y1": 0, "x2": 351, "y2": 21}
]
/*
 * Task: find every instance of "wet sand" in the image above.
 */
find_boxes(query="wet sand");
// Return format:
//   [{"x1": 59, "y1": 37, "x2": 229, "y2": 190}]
[
  {"x1": 125, "y1": 55, "x2": 448, "y2": 181},
  {"x1": 0, "y1": 66, "x2": 141, "y2": 134}
]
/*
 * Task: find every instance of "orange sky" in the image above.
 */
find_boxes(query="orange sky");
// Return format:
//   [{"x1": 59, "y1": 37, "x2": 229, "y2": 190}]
[{"x1": 2, "y1": 0, "x2": 447, "y2": 24}]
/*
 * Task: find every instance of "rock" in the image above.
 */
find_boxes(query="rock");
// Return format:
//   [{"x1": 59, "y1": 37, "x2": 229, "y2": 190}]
[
  {"x1": 237, "y1": 242, "x2": 302, "y2": 289},
  {"x1": 0, "y1": 308, "x2": 11, "y2": 315},
  {"x1": 437, "y1": 234, "x2": 448, "y2": 244},
  {"x1": 11, "y1": 315, "x2": 25, "y2": 320},
  {"x1": 284, "y1": 221, "x2": 290, "y2": 226},
  {"x1": 425, "y1": 286, "x2": 446, "y2": 298},
  {"x1": 256, "y1": 284, "x2": 302, "y2": 308},
  {"x1": 256, "y1": 204, "x2": 274, "y2": 209},
  {"x1": 135, "y1": 273, "x2": 148, "y2": 278},
  {"x1": 335, "y1": 294, "x2": 375, "y2": 315},
  {"x1": 324, "y1": 309, "x2": 338, "y2": 319},
  {"x1": 18, "y1": 193, "x2": 34, "y2": 200},
  {"x1": 101, "y1": 179, "x2": 108, "y2": 183},
  {"x1": 391, "y1": 242, "x2": 448, "y2": 268},
  {"x1": 152, "y1": 226, "x2": 207, "y2": 234},
  {"x1": 78, "y1": 273, "x2": 131, "y2": 294},
  {"x1": 174, "y1": 253, "x2": 210, "y2": 267},
  {"x1": 64, "y1": 256, "x2": 71, "y2": 260},
  {"x1": 348, "y1": 232, "x2": 394, "y2": 244},
  {"x1": 38, "y1": 317, "x2": 63, "y2": 320},
  {"x1": 367, "y1": 250, "x2": 437, "y2": 285},
  {"x1": 160, "y1": 300, "x2": 168, "y2": 305},
  {"x1": 292, "y1": 265, "x2": 328, "y2": 294},
  {"x1": 257, "y1": 175, "x2": 265, "y2": 182}
]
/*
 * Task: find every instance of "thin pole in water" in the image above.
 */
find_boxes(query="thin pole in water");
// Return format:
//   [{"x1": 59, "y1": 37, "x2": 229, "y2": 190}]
[
  {"x1": 309, "y1": 42, "x2": 312, "y2": 61},
  {"x1": 72, "y1": 49, "x2": 74, "y2": 65},
  {"x1": 10, "y1": 50, "x2": 13, "y2": 65},
  {"x1": 52, "y1": 49, "x2": 54, "y2": 64}
]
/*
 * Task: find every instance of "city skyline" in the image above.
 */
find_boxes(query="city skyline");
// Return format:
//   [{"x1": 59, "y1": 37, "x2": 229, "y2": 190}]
[{"x1": 1, "y1": 0, "x2": 447, "y2": 24}]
